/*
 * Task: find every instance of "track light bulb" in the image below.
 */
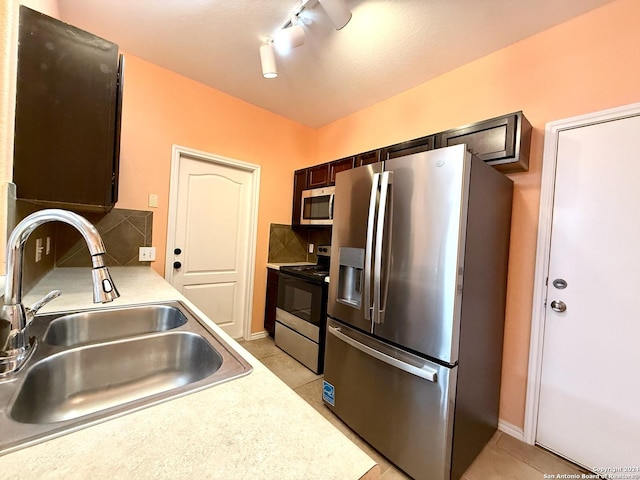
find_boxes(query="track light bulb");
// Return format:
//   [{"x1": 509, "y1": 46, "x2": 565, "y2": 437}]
[
  {"x1": 318, "y1": 0, "x2": 352, "y2": 30},
  {"x1": 260, "y1": 41, "x2": 277, "y2": 79},
  {"x1": 274, "y1": 24, "x2": 305, "y2": 54}
]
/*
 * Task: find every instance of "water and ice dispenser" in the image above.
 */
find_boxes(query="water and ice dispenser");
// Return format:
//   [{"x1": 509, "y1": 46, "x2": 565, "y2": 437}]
[{"x1": 336, "y1": 247, "x2": 365, "y2": 308}]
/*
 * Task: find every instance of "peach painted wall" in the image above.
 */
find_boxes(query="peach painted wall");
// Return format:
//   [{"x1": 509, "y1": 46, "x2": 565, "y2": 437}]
[
  {"x1": 115, "y1": 53, "x2": 316, "y2": 334},
  {"x1": 315, "y1": 0, "x2": 640, "y2": 430}
]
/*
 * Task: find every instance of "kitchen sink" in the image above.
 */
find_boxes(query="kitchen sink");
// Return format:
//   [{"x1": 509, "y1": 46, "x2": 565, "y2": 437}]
[
  {"x1": 0, "y1": 301, "x2": 252, "y2": 455},
  {"x1": 11, "y1": 332, "x2": 222, "y2": 424},
  {"x1": 43, "y1": 304, "x2": 188, "y2": 347}
]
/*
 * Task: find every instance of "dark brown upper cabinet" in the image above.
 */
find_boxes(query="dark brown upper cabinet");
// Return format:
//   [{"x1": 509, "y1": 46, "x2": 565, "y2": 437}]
[
  {"x1": 381, "y1": 135, "x2": 436, "y2": 160},
  {"x1": 355, "y1": 150, "x2": 381, "y2": 167},
  {"x1": 307, "y1": 164, "x2": 330, "y2": 188},
  {"x1": 435, "y1": 112, "x2": 531, "y2": 173},
  {"x1": 329, "y1": 157, "x2": 354, "y2": 185},
  {"x1": 290, "y1": 111, "x2": 531, "y2": 227},
  {"x1": 291, "y1": 168, "x2": 308, "y2": 225},
  {"x1": 13, "y1": 7, "x2": 124, "y2": 212}
]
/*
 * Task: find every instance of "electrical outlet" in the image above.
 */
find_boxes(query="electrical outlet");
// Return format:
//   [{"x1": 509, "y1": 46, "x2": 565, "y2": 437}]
[
  {"x1": 148, "y1": 194, "x2": 159, "y2": 208},
  {"x1": 139, "y1": 246, "x2": 156, "y2": 262},
  {"x1": 35, "y1": 238, "x2": 43, "y2": 262}
]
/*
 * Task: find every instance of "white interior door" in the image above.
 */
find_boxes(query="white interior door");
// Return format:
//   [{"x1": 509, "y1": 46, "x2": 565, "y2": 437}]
[
  {"x1": 536, "y1": 114, "x2": 640, "y2": 469},
  {"x1": 167, "y1": 147, "x2": 258, "y2": 339}
]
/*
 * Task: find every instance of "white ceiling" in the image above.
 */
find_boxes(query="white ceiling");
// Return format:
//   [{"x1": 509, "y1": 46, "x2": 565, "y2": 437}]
[{"x1": 56, "y1": 0, "x2": 616, "y2": 128}]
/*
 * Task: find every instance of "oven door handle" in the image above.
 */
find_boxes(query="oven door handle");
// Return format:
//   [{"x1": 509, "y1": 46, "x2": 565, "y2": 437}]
[{"x1": 364, "y1": 173, "x2": 380, "y2": 325}]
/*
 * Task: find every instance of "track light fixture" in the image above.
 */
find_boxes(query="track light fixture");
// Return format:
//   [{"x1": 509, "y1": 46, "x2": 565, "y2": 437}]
[
  {"x1": 260, "y1": 0, "x2": 352, "y2": 79},
  {"x1": 274, "y1": 17, "x2": 305, "y2": 54},
  {"x1": 260, "y1": 40, "x2": 277, "y2": 79},
  {"x1": 318, "y1": 0, "x2": 352, "y2": 30}
]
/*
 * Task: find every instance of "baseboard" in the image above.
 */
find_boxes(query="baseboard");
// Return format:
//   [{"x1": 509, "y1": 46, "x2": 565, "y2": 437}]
[
  {"x1": 498, "y1": 419, "x2": 526, "y2": 442},
  {"x1": 249, "y1": 330, "x2": 269, "y2": 341}
]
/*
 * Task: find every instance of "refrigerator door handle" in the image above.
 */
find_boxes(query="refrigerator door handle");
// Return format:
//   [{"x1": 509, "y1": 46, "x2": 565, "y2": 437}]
[
  {"x1": 364, "y1": 172, "x2": 380, "y2": 324},
  {"x1": 373, "y1": 171, "x2": 392, "y2": 324},
  {"x1": 328, "y1": 325, "x2": 438, "y2": 383}
]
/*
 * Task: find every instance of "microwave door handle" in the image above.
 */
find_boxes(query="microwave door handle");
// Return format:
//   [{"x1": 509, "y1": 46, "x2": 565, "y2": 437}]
[
  {"x1": 329, "y1": 192, "x2": 335, "y2": 220},
  {"x1": 373, "y1": 171, "x2": 391, "y2": 324},
  {"x1": 364, "y1": 173, "x2": 380, "y2": 325},
  {"x1": 300, "y1": 192, "x2": 307, "y2": 224}
]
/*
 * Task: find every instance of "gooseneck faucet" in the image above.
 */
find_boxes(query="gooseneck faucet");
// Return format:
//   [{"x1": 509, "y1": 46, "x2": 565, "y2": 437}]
[{"x1": 0, "y1": 209, "x2": 120, "y2": 375}]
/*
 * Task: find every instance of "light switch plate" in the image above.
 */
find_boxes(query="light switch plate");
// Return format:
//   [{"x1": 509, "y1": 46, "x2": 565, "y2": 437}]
[
  {"x1": 139, "y1": 246, "x2": 156, "y2": 261},
  {"x1": 148, "y1": 194, "x2": 159, "y2": 208}
]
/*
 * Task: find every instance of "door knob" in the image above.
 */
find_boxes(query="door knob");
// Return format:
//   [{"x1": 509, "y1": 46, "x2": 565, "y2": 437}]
[
  {"x1": 550, "y1": 300, "x2": 567, "y2": 313},
  {"x1": 173, "y1": 261, "x2": 182, "y2": 269}
]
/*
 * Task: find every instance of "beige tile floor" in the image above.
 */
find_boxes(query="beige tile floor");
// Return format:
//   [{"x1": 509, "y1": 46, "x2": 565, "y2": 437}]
[{"x1": 238, "y1": 336, "x2": 590, "y2": 480}]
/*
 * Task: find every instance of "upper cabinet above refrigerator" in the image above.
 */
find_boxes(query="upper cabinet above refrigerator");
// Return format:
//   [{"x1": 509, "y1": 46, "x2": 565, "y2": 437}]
[
  {"x1": 13, "y1": 7, "x2": 124, "y2": 212},
  {"x1": 435, "y1": 112, "x2": 532, "y2": 173}
]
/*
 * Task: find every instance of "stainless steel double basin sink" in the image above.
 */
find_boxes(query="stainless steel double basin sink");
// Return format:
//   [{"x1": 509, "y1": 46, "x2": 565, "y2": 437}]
[{"x1": 0, "y1": 301, "x2": 252, "y2": 455}]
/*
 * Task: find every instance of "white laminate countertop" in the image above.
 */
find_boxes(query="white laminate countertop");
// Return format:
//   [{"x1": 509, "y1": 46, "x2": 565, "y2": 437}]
[{"x1": 0, "y1": 267, "x2": 378, "y2": 480}]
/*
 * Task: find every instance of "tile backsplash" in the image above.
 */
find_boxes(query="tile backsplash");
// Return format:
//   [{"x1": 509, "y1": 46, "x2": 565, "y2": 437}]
[
  {"x1": 268, "y1": 224, "x2": 331, "y2": 263},
  {"x1": 13, "y1": 201, "x2": 153, "y2": 292},
  {"x1": 56, "y1": 208, "x2": 153, "y2": 267}
]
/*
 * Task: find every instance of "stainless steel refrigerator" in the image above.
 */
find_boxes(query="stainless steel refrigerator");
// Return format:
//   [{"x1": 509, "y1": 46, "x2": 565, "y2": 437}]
[{"x1": 323, "y1": 144, "x2": 513, "y2": 480}]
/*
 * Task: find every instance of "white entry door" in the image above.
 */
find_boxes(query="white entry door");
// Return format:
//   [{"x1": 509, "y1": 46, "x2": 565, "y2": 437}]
[
  {"x1": 167, "y1": 147, "x2": 259, "y2": 339},
  {"x1": 536, "y1": 113, "x2": 640, "y2": 469}
]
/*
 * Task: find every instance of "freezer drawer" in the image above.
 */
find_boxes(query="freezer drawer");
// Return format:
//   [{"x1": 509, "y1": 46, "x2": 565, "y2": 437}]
[{"x1": 323, "y1": 318, "x2": 457, "y2": 480}]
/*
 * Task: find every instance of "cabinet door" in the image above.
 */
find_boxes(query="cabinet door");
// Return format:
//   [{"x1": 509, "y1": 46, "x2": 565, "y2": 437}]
[
  {"x1": 329, "y1": 157, "x2": 354, "y2": 185},
  {"x1": 291, "y1": 169, "x2": 308, "y2": 225},
  {"x1": 13, "y1": 6, "x2": 122, "y2": 211},
  {"x1": 264, "y1": 268, "x2": 280, "y2": 337},
  {"x1": 381, "y1": 135, "x2": 435, "y2": 160},
  {"x1": 436, "y1": 112, "x2": 531, "y2": 173},
  {"x1": 308, "y1": 164, "x2": 330, "y2": 188},
  {"x1": 355, "y1": 150, "x2": 381, "y2": 167}
]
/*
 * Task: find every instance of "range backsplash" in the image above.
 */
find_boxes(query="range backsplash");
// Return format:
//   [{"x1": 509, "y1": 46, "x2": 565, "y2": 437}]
[{"x1": 268, "y1": 223, "x2": 331, "y2": 264}]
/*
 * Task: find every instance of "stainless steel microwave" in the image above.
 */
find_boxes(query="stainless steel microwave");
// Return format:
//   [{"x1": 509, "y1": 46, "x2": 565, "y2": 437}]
[{"x1": 300, "y1": 186, "x2": 334, "y2": 225}]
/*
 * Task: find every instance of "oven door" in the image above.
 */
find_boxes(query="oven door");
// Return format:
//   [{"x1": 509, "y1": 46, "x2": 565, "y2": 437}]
[
  {"x1": 276, "y1": 272, "x2": 325, "y2": 341},
  {"x1": 276, "y1": 272, "x2": 327, "y2": 373},
  {"x1": 300, "y1": 187, "x2": 334, "y2": 225}
]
